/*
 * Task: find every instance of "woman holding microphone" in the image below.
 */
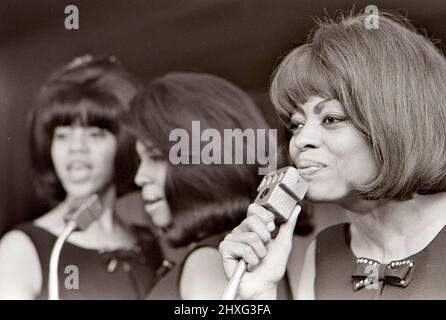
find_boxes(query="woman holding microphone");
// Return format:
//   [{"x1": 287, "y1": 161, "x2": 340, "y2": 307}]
[{"x1": 220, "y1": 11, "x2": 446, "y2": 299}]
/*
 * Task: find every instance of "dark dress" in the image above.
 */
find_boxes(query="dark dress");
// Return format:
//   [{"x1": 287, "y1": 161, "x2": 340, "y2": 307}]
[
  {"x1": 145, "y1": 233, "x2": 293, "y2": 300},
  {"x1": 115, "y1": 192, "x2": 293, "y2": 299},
  {"x1": 315, "y1": 223, "x2": 446, "y2": 299},
  {"x1": 15, "y1": 222, "x2": 162, "y2": 300},
  {"x1": 145, "y1": 233, "x2": 223, "y2": 300}
]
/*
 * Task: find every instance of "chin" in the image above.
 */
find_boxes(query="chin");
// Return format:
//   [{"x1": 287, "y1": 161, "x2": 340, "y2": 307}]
[
  {"x1": 304, "y1": 185, "x2": 348, "y2": 203},
  {"x1": 65, "y1": 184, "x2": 103, "y2": 200}
]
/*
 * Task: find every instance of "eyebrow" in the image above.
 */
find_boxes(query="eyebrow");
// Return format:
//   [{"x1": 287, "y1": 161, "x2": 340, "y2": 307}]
[
  {"x1": 294, "y1": 98, "x2": 333, "y2": 116},
  {"x1": 141, "y1": 144, "x2": 163, "y2": 155},
  {"x1": 144, "y1": 145, "x2": 157, "y2": 152}
]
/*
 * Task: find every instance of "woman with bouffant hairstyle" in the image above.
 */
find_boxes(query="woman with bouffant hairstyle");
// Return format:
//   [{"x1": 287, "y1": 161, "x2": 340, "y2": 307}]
[
  {"x1": 120, "y1": 72, "x2": 273, "y2": 299},
  {"x1": 271, "y1": 13, "x2": 446, "y2": 201},
  {"x1": 0, "y1": 55, "x2": 161, "y2": 299},
  {"x1": 30, "y1": 56, "x2": 140, "y2": 206},
  {"x1": 220, "y1": 11, "x2": 446, "y2": 299}
]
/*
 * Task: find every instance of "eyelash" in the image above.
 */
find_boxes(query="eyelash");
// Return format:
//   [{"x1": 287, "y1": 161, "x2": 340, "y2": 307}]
[
  {"x1": 140, "y1": 151, "x2": 164, "y2": 162},
  {"x1": 288, "y1": 115, "x2": 349, "y2": 133},
  {"x1": 88, "y1": 130, "x2": 106, "y2": 138},
  {"x1": 54, "y1": 132, "x2": 68, "y2": 140},
  {"x1": 53, "y1": 128, "x2": 107, "y2": 139},
  {"x1": 149, "y1": 155, "x2": 165, "y2": 162}
]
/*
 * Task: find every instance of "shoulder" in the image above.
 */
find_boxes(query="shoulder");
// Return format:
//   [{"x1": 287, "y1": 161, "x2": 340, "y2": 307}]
[
  {"x1": 0, "y1": 229, "x2": 42, "y2": 299},
  {"x1": 34, "y1": 206, "x2": 66, "y2": 233},
  {"x1": 115, "y1": 191, "x2": 151, "y2": 228},
  {"x1": 180, "y1": 246, "x2": 227, "y2": 299},
  {"x1": 0, "y1": 229, "x2": 41, "y2": 259}
]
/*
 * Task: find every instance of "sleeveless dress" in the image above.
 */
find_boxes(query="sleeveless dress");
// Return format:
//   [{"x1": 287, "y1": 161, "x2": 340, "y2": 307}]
[
  {"x1": 15, "y1": 223, "x2": 162, "y2": 300},
  {"x1": 115, "y1": 192, "x2": 293, "y2": 299},
  {"x1": 145, "y1": 232, "x2": 292, "y2": 300},
  {"x1": 315, "y1": 223, "x2": 446, "y2": 299}
]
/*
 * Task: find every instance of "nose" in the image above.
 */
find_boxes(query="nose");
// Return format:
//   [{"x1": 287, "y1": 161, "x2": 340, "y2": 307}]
[
  {"x1": 134, "y1": 164, "x2": 154, "y2": 187},
  {"x1": 292, "y1": 122, "x2": 322, "y2": 151},
  {"x1": 69, "y1": 130, "x2": 89, "y2": 153}
]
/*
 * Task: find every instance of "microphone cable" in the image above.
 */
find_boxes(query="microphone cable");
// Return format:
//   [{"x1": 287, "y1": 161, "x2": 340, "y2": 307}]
[
  {"x1": 220, "y1": 166, "x2": 309, "y2": 300},
  {"x1": 221, "y1": 260, "x2": 246, "y2": 300},
  {"x1": 48, "y1": 194, "x2": 103, "y2": 300}
]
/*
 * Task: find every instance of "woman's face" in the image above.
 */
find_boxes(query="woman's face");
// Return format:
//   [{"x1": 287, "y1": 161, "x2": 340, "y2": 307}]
[
  {"x1": 51, "y1": 125, "x2": 117, "y2": 200},
  {"x1": 134, "y1": 140, "x2": 171, "y2": 228},
  {"x1": 288, "y1": 96, "x2": 378, "y2": 203}
]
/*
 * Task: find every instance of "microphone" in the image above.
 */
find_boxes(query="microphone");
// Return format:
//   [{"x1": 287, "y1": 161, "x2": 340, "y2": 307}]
[
  {"x1": 48, "y1": 194, "x2": 103, "y2": 300},
  {"x1": 221, "y1": 166, "x2": 309, "y2": 300}
]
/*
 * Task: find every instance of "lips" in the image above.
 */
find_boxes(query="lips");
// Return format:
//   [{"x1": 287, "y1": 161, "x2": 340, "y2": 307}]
[
  {"x1": 143, "y1": 197, "x2": 164, "y2": 205},
  {"x1": 143, "y1": 197, "x2": 165, "y2": 214},
  {"x1": 68, "y1": 161, "x2": 92, "y2": 170},
  {"x1": 296, "y1": 159, "x2": 326, "y2": 176},
  {"x1": 66, "y1": 160, "x2": 92, "y2": 181}
]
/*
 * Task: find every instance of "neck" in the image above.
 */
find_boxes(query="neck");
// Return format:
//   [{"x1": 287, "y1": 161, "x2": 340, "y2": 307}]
[
  {"x1": 93, "y1": 184, "x2": 117, "y2": 232},
  {"x1": 66, "y1": 184, "x2": 117, "y2": 232},
  {"x1": 339, "y1": 192, "x2": 446, "y2": 263}
]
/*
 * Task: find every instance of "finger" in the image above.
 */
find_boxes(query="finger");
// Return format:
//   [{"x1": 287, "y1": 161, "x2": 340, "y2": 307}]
[
  {"x1": 275, "y1": 205, "x2": 302, "y2": 245},
  {"x1": 246, "y1": 203, "x2": 276, "y2": 232},
  {"x1": 219, "y1": 240, "x2": 260, "y2": 272},
  {"x1": 224, "y1": 232, "x2": 267, "y2": 259},
  {"x1": 232, "y1": 215, "x2": 271, "y2": 243}
]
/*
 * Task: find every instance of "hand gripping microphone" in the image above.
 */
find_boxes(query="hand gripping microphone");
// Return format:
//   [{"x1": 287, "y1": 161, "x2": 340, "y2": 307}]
[
  {"x1": 221, "y1": 166, "x2": 309, "y2": 300},
  {"x1": 48, "y1": 194, "x2": 103, "y2": 300}
]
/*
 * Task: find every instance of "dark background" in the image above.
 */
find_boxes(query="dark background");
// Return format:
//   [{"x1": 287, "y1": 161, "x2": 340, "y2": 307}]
[{"x1": 1, "y1": 0, "x2": 446, "y2": 236}]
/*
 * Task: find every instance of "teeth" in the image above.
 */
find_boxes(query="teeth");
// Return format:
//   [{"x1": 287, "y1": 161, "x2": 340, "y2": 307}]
[
  {"x1": 144, "y1": 201, "x2": 163, "y2": 212},
  {"x1": 68, "y1": 162, "x2": 91, "y2": 170}
]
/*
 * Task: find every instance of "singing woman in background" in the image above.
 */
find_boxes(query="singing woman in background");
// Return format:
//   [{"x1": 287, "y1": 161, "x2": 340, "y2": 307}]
[
  {"x1": 0, "y1": 55, "x2": 161, "y2": 299},
  {"x1": 219, "y1": 11, "x2": 446, "y2": 299},
  {"x1": 119, "y1": 72, "x2": 280, "y2": 299}
]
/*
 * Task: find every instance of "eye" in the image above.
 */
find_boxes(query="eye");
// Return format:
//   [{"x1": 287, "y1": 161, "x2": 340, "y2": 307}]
[
  {"x1": 322, "y1": 115, "x2": 348, "y2": 125},
  {"x1": 288, "y1": 120, "x2": 305, "y2": 134},
  {"x1": 149, "y1": 154, "x2": 165, "y2": 162},
  {"x1": 87, "y1": 128, "x2": 107, "y2": 138},
  {"x1": 140, "y1": 149, "x2": 165, "y2": 162},
  {"x1": 53, "y1": 128, "x2": 70, "y2": 140}
]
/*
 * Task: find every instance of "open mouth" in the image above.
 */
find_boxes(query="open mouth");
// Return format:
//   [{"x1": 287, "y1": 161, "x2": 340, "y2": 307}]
[
  {"x1": 143, "y1": 197, "x2": 165, "y2": 211},
  {"x1": 66, "y1": 161, "x2": 92, "y2": 181},
  {"x1": 68, "y1": 161, "x2": 92, "y2": 171},
  {"x1": 143, "y1": 197, "x2": 163, "y2": 205}
]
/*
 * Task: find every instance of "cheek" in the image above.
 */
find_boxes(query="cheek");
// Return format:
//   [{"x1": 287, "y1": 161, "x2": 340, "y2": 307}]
[
  {"x1": 332, "y1": 140, "x2": 378, "y2": 185},
  {"x1": 50, "y1": 142, "x2": 65, "y2": 173},
  {"x1": 159, "y1": 163, "x2": 168, "y2": 187},
  {"x1": 288, "y1": 136, "x2": 298, "y2": 161},
  {"x1": 94, "y1": 141, "x2": 118, "y2": 175}
]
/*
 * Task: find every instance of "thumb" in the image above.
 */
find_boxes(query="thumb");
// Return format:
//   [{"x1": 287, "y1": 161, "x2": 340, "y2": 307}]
[{"x1": 275, "y1": 205, "x2": 301, "y2": 244}]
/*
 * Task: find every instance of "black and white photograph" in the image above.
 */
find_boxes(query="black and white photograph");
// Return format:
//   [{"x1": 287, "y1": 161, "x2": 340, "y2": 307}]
[{"x1": 1, "y1": 0, "x2": 446, "y2": 312}]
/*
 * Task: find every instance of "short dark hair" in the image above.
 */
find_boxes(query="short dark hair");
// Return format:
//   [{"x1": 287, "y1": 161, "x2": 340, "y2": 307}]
[
  {"x1": 122, "y1": 72, "x2": 270, "y2": 247},
  {"x1": 270, "y1": 11, "x2": 446, "y2": 200},
  {"x1": 30, "y1": 55, "x2": 141, "y2": 206}
]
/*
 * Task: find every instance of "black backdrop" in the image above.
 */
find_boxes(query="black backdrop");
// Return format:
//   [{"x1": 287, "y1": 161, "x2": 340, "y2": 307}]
[{"x1": 1, "y1": 0, "x2": 446, "y2": 236}]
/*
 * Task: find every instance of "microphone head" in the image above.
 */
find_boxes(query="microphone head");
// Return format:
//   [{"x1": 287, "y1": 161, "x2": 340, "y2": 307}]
[
  {"x1": 64, "y1": 194, "x2": 103, "y2": 231},
  {"x1": 254, "y1": 166, "x2": 309, "y2": 223}
]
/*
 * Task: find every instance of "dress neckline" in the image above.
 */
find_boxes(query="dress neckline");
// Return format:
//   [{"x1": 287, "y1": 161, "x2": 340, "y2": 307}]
[
  {"x1": 342, "y1": 222, "x2": 446, "y2": 264},
  {"x1": 30, "y1": 223, "x2": 138, "y2": 254}
]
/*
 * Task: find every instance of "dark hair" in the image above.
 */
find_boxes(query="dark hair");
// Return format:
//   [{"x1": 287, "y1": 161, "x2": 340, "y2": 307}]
[
  {"x1": 30, "y1": 55, "x2": 141, "y2": 207},
  {"x1": 270, "y1": 11, "x2": 446, "y2": 200},
  {"x1": 122, "y1": 72, "x2": 271, "y2": 247}
]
